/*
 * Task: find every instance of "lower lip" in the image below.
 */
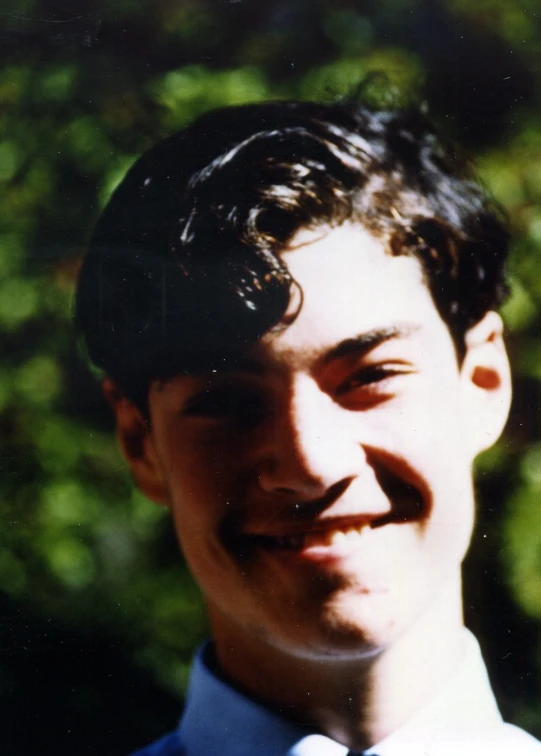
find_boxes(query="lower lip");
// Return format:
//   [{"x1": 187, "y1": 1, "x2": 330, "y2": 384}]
[{"x1": 254, "y1": 527, "x2": 379, "y2": 564}]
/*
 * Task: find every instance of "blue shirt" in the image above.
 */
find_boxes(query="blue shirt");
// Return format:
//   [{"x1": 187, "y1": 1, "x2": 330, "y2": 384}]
[
  {"x1": 131, "y1": 644, "x2": 316, "y2": 756},
  {"x1": 131, "y1": 632, "x2": 541, "y2": 756}
]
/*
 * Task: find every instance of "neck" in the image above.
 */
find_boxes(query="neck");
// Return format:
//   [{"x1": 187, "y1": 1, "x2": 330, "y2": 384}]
[{"x1": 210, "y1": 575, "x2": 466, "y2": 751}]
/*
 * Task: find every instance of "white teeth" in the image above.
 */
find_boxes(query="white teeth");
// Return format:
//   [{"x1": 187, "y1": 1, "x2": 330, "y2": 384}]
[{"x1": 273, "y1": 525, "x2": 367, "y2": 550}]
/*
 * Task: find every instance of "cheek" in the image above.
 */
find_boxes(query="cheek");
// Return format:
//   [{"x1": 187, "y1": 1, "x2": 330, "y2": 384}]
[
  {"x1": 419, "y1": 464, "x2": 475, "y2": 573},
  {"x1": 371, "y1": 395, "x2": 475, "y2": 557},
  {"x1": 391, "y1": 380, "x2": 473, "y2": 481},
  {"x1": 163, "y1": 429, "x2": 245, "y2": 498},
  {"x1": 161, "y1": 433, "x2": 250, "y2": 559},
  {"x1": 167, "y1": 475, "x2": 237, "y2": 595}
]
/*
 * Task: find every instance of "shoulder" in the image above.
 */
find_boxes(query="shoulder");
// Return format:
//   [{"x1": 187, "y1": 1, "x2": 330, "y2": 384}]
[
  {"x1": 129, "y1": 730, "x2": 184, "y2": 756},
  {"x1": 453, "y1": 723, "x2": 541, "y2": 756},
  {"x1": 498, "y1": 723, "x2": 541, "y2": 753}
]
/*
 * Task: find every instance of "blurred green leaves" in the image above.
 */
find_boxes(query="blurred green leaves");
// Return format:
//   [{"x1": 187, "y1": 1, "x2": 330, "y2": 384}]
[
  {"x1": 152, "y1": 65, "x2": 270, "y2": 130},
  {"x1": 505, "y1": 446, "x2": 541, "y2": 617}
]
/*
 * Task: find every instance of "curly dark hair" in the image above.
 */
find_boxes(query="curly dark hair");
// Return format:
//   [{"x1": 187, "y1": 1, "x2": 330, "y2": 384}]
[{"x1": 76, "y1": 99, "x2": 509, "y2": 408}]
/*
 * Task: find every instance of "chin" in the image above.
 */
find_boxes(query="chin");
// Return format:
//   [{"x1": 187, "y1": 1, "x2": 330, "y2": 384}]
[
  {"x1": 270, "y1": 625, "x2": 390, "y2": 663},
  {"x1": 260, "y1": 598, "x2": 403, "y2": 663}
]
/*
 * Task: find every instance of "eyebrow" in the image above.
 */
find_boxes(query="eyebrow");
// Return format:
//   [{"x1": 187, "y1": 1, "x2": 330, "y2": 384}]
[
  {"x1": 321, "y1": 324, "x2": 420, "y2": 365},
  {"x1": 165, "y1": 324, "x2": 421, "y2": 385}
]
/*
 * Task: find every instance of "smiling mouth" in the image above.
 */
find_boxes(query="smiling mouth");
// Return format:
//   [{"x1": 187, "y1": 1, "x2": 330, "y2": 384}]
[
  {"x1": 228, "y1": 478, "x2": 424, "y2": 557},
  {"x1": 244, "y1": 517, "x2": 394, "y2": 552}
]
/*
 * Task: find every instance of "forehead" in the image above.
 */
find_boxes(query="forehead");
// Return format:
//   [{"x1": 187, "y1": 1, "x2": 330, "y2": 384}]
[{"x1": 258, "y1": 223, "x2": 449, "y2": 364}]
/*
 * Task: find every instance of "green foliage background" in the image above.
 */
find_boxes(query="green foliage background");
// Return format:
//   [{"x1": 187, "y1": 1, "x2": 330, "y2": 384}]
[{"x1": 1, "y1": 1, "x2": 540, "y2": 753}]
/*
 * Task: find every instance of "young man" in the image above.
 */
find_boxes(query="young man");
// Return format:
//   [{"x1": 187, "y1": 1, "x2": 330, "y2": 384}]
[{"x1": 76, "y1": 101, "x2": 541, "y2": 755}]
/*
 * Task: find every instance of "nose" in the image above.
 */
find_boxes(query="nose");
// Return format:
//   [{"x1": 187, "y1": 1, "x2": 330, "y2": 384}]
[{"x1": 256, "y1": 374, "x2": 362, "y2": 500}]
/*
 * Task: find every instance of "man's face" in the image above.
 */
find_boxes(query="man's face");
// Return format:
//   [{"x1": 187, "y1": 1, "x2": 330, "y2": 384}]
[{"x1": 134, "y1": 223, "x2": 509, "y2": 660}]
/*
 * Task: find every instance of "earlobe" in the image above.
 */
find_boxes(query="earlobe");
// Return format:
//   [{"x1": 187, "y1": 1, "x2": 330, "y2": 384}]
[
  {"x1": 461, "y1": 312, "x2": 512, "y2": 455},
  {"x1": 102, "y1": 378, "x2": 169, "y2": 506}
]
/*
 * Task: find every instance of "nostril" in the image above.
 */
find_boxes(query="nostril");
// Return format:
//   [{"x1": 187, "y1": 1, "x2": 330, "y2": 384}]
[
  {"x1": 272, "y1": 485, "x2": 298, "y2": 495},
  {"x1": 284, "y1": 477, "x2": 355, "y2": 517}
]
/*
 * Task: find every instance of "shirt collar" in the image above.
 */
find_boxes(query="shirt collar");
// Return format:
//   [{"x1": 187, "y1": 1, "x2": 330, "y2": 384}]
[
  {"x1": 361, "y1": 628, "x2": 503, "y2": 756},
  {"x1": 179, "y1": 644, "x2": 314, "y2": 756},
  {"x1": 179, "y1": 630, "x2": 502, "y2": 756}
]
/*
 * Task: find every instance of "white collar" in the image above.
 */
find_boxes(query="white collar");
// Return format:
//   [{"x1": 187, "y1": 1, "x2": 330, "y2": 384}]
[{"x1": 290, "y1": 630, "x2": 503, "y2": 756}]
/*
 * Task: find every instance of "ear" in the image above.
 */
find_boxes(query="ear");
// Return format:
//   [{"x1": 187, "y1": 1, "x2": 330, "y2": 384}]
[
  {"x1": 102, "y1": 378, "x2": 169, "y2": 505},
  {"x1": 460, "y1": 311, "x2": 512, "y2": 456}
]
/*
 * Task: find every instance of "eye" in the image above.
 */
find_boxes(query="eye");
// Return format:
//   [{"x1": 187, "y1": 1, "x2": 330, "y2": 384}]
[
  {"x1": 335, "y1": 364, "x2": 410, "y2": 398},
  {"x1": 182, "y1": 386, "x2": 267, "y2": 426}
]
